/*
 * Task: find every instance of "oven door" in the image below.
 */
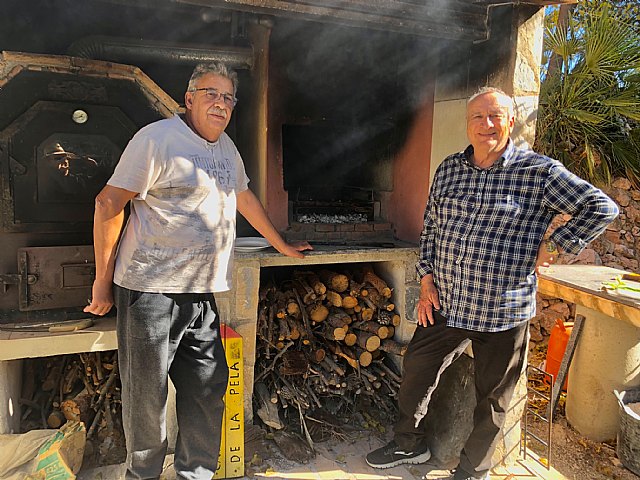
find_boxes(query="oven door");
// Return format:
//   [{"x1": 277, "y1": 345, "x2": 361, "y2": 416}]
[{"x1": 17, "y1": 246, "x2": 95, "y2": 311}]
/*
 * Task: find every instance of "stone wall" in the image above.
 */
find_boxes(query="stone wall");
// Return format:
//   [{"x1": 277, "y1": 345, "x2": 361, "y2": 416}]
[{"x1": 530, "y1": 177, "x2": 640, "y2": 343}]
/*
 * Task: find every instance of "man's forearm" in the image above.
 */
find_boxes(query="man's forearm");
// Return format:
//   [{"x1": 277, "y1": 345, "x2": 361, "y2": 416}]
[
  {"x1": 93, "y1": 207, "x2": 125, "y2": 284},
  {"x1": 236, "y1": 190, "x2": 287, "y2": 250}
]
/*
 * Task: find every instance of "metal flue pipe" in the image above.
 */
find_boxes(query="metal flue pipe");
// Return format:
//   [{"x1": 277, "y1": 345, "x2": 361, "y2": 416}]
[{"x1": 67, "y1": 35, "x2": 253, "y2": 69}]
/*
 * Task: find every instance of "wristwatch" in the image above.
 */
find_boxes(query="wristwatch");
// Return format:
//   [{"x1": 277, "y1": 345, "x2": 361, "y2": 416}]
[{"x1": 544, "y1": 239, "x2": 559, "y2": 255}]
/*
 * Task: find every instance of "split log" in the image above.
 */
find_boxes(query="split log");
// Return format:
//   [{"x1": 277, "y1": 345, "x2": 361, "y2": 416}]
[
  {"x1": 296, "y1": 272, "x2": 326, "y2": 296},
  {"x1": 285, "y1": 316, "x2": 301, "y2": 340},
  {"x1": 352, "y1": 321, "x2": 394, "y2": 340},
  {"x1": 361, "y1": 296, "x2": 377, "y2": 311},
  {"x1": 349, "y1": 279, "x2": 367, "y2": 298},
  {"x1": 47, "y1": 409, "x2": 67, "y2": 428},
  {"x1": 326, "y1": 311, "x2": 350, "y2": 330},
  {"x1": 341, "y1": 295, "x2": 358, "y2": 309},
  {"x1": 359, "y1": 307, "x2": 374, "y2": 322},
  {"x1": 320, "y1": 324, "x2": 347, "y2": 342},
  {"x1": 379, "y1": 339, "x2": 408, "y2": 356},
  {"x1": 356, "y1": 332, "x2": 381, "y2": 352},
  {"x1": 376, "y1": 361, "x2": 402, "y2": 384},
  {"x1": 343, "y1": 332, "x2": 357, "y2": 347},
  {"x1": 94, "y1": 352, "x2": 104, "y2": 381},
  {"x1": 321, "y1": 356, "x2": 345, "y2": 376},
  {"x1": 325, "y1": 290, "x2": 342, "y2": 307},
  {"x1": 327, "y1": 343, "x2": 359, "y2": 370},
  {"x1": 257, "y1": 305, "x2": 270, "y2": 359},
  {"x1": 359, "y1": 366, "x2": 377, "y2": 383},
  {"x1": 319, "y1": 270, "x2": 349, "y2": 293},
  {"x1": 367, "y1": 288, "x2": 395, "y2": 311},
  {"x1": 293, "y1": 279, "x2": 316, "y2": 305},
  {"x1": 307, "y1": 303, "x2": 329, "y2": 323},
  {"x1": 62, "y1": 362, "x2": 82, "y2": 395},
  {"x1": 42, "y1": 363, "x2": 63, "y2": 392},
  {"x1": 293, "y1": 288, "x2": 313, "y2": 345},
  {"x1": 286, "y1": 298, "x2": 301, "y2": 319},
  {"x1": 355, "y1": 348, "x2": 373, "y2": 368},
  {"x1": 307, "y1": 348, "x2": 326, "y2": 363},
  {"x1": 61, "y1": 389, "x2": 94, "y2": 425},
  {"x1": 362, "y1": 265, "x2": 392, "y2": 298},
  {"x1": 255, "y1": 382, "x2": 284, "y2": 429},
  {"x1": 278, "y1": 316, "x2": 290, "y2": 341},
  {"x1": 267, "y1": 305, "x2": 276, "y2": 348}
]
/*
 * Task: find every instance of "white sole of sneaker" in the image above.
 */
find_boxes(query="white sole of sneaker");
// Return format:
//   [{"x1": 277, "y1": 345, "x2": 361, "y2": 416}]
[{"x1": 365, "y1": 449, "x2": 431, "y2": 469}]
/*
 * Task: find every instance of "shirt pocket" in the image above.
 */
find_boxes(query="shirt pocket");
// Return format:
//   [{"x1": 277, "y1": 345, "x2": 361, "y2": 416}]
[
  {"x1": 436, "y1": 192, "x2": 475, "y2": 223},
  {"x1": 495, "y1": 193, "x2": 523, "y2": 218}
]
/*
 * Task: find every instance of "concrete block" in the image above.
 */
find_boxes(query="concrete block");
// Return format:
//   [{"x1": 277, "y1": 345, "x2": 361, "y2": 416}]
[
  {"x1": 215, "y1": 292, "x2": 232, "y2": 325},
  {"x1": 234, "y1": 264, "x2": 260, "y2": 319},
  {"x1": 0, "y1": 359, "x2": 22, "y2": 434},
  {"x1": 422, "y1": 354, "x2": 526, "y2": 468},
  {"x1": 423, "y1": 354, "x2": 475, "y2": 468},
  {"x1": 405, "y1": 282, "x2": 420, "y2": 324},
  {"x1": 229, "y1": 322, "x2": 258, "y2": 422}
]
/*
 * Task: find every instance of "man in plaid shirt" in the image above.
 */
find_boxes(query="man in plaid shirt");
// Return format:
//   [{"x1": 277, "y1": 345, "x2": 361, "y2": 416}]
[{"x1": 366, "y1": 87, "x2": 618, "y2": 480}]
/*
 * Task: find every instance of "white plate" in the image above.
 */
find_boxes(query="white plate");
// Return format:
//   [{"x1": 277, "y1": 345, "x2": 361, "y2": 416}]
[{"x1": 234, "y1": 237, "x2": 271, "y2": 252}]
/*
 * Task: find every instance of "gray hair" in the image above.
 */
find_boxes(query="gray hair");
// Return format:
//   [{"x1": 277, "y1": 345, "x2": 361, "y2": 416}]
[
  {"x1": 187, "y1": 62, "x2": 238, "y2": 95},
  {"x1": 468, "y1": 87, "x2": 514, "y2": 117}
]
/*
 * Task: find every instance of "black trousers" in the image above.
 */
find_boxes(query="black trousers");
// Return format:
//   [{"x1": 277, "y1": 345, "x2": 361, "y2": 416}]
[
  {"x1": 114, "y1": 285, "x2": 229, "y2": 480},
  {"x1": 394, "y1": 312, "x2": 529, "y2": 476}
]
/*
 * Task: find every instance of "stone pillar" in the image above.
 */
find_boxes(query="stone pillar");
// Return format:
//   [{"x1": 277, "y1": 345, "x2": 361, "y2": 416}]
[
  {"x1": 226, "y1": 261, "x2": 261, "y2": 422},
  {"x1": 418, "y1": 348, "x2": 528, "y2": 469},
  {"x1": 566, "y1": 305, "x2": 640, "y2": 441},
  {"x1": 509, "y1": 6, "x2": 545, "y2": 149}
]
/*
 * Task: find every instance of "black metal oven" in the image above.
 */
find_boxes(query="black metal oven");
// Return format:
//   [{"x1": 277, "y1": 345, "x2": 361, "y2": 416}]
[{"x1": 0, "y1": 52, "x2": 176, "y2": 319}]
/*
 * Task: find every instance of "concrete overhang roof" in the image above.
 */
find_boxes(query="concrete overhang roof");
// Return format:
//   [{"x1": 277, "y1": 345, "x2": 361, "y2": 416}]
[
  {"x1": 473, "y1": 0, "x2": 577, "y2": 5},
  {"x1": 174, "y1": 0, "x2": 492, "y2": 41}
]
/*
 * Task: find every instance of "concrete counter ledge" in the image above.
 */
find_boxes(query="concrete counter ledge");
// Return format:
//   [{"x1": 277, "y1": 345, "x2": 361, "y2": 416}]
[{"x1": 538, "y1": 265, "x2": 640, "y2": 328}]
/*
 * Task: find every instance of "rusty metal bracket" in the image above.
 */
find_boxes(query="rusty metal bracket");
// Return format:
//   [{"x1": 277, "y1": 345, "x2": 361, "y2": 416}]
[
  {"x1": 0, "y1": 272, "x2": 37, "y2": 293},
  {"x1": 550, "y1": 314, "x2": 585, "y2": 412}
]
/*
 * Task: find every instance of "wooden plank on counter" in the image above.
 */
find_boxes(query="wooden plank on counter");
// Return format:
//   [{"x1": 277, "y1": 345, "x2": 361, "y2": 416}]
[
  {"x1": 0, "y1": 317, "x2": 117, "y2": 361},
  {"x1": 538, "y1": 265, "x2": 640, "y2": 328}
]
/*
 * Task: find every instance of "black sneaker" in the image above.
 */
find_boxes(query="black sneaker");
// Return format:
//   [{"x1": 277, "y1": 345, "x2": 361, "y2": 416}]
[
  {"x1": 365, "y1": 440, "x2": 431, "y2": 468},
  {"x1": 452, "y1": 467, "x2": 489, "y2": 480}
]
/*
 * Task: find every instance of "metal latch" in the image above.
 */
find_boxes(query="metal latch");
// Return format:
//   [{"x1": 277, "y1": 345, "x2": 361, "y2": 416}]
[{"x1": 0, "y1": 273, "x2": 37, "y2": 293}]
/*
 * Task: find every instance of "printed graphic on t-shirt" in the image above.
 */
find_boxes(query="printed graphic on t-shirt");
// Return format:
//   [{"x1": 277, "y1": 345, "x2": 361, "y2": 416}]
[{"x1": 190, "y1": 154, "x2": 235, "y2": 191}]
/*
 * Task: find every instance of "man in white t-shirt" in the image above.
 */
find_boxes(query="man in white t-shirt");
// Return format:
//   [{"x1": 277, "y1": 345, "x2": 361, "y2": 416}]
[{"x1": 84, "y1": 62, "x2": 311, "y2": 480}]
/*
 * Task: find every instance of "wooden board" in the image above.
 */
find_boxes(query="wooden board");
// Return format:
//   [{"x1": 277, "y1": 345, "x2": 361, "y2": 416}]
[{"x1": 538, "y1": 265, "x2": 640, "y2": 328}]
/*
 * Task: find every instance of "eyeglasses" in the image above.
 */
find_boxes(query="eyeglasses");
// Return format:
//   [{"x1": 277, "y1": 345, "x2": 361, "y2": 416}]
[{"x1": 190, "y1": 88, "x2": 238, "y2": 107}]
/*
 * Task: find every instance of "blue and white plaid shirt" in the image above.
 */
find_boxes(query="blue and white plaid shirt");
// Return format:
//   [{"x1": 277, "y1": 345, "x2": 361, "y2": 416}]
[{"x1": 416, "y1": 141, "x2": 618, "y2": 332}]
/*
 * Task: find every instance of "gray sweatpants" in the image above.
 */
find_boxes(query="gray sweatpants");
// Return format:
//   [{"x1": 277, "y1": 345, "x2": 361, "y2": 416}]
[{"x1": 114, "y1": 285, "x2": 228, "y2": 480}]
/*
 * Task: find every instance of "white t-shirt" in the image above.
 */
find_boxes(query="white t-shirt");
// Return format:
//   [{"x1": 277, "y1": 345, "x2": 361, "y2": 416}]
[{"x1": 108, "y1": 115, "x2": 249, "y2": 293}]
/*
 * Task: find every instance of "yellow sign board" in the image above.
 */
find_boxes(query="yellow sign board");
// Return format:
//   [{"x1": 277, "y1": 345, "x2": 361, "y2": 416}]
[{"x1": 213, "y1": 324, "x2": 244, "y2": 479}]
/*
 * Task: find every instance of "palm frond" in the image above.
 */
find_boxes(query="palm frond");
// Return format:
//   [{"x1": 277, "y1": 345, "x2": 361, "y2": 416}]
[{"x1": 537, "y1": 3, "x2": 640, "y2": 187}]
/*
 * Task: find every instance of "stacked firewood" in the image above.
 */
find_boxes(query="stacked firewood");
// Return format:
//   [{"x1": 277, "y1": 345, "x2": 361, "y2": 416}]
[
  {"x1": 253, "y1": 264, "x2": 406, "y2": 438},
  {"x1": 21, "y1": 351, "x2": 125, "y2": 465}
]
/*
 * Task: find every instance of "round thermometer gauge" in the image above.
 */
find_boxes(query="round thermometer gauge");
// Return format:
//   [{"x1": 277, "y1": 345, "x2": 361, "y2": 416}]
[{"x1": 72, "y1": 109, "x2": 88, "y2": 124}]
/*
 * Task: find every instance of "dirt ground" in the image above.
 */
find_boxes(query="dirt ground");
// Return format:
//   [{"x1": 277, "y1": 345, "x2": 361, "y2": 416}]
[
  {"x1": 525, "y1": 343, "x2": 638, "y2": 480},
  {"x1": 526, "y1": 413, "x2": 639, "y2": 480}
]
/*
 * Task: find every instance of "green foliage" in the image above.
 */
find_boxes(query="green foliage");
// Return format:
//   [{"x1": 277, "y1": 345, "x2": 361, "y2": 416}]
[
  {"x1": 535, "y1": 5, "x2": 640, "y2": 187},
  {"x1": 574, "y1": 0, "x2": 640, "y2": 33}
]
